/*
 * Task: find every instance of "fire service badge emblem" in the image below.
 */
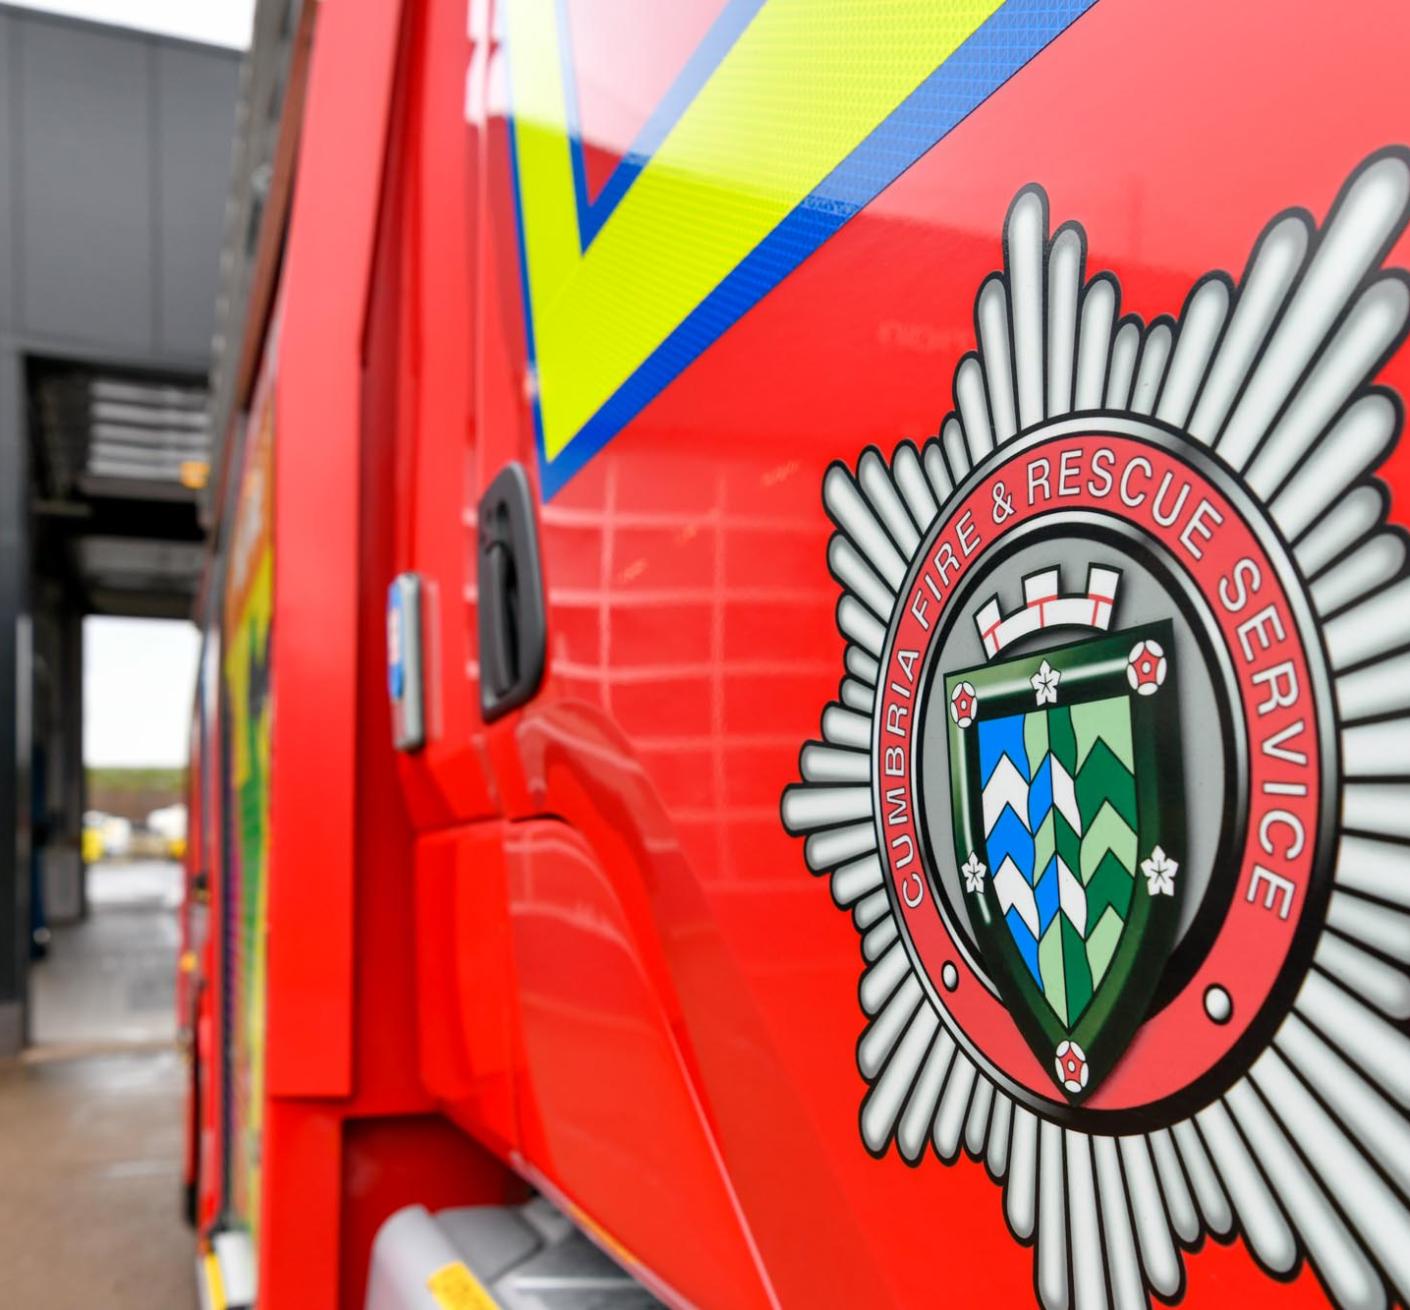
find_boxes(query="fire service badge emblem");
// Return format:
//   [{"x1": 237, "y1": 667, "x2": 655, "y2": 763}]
[{"x1": 782, "y1": 149, "x2": 1410, "y2": 1310}]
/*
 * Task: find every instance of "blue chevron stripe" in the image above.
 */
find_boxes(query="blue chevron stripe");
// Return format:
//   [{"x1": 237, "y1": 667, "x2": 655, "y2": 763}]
[
  {"x1": 1006, "y1": 906, "x2": 1041, "y2": 985},
  {"x1": 979, "y1": 714, "x2": 1029, "y2": 786},
  {"x1": 1034, "y1": 855, "x2": 1060, "y2": 932},
  {"x1": 987, "y1": 806, "x2": 1035, "y2": 881}
]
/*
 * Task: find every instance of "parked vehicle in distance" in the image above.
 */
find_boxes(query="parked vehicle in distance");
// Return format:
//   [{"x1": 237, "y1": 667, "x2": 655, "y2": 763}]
[{"x1": 82, "y1": 811, "x2": 131, "y2": 862}]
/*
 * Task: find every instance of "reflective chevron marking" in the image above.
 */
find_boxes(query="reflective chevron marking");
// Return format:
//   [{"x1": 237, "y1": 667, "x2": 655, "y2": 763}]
[{"x1": 502, "y1": 0, "x2": 1100, "y2": 493}]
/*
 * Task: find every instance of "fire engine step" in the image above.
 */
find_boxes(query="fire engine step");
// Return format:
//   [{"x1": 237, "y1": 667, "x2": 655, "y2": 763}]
[
  {"x1": 365, "y1": 1197, "x2": 666, "y2": 1310},
  {"x1": 197, "y1": 1229, "x2": 256, "y2": 1310}
]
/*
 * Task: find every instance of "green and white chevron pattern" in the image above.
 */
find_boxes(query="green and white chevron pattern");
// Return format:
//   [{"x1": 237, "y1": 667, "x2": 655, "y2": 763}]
[
  {"x1": 1047, "y1": 696, "x2": 1138, "y2": 1025},
  {"x1": 981, "y1": 695, "x2": 1138, "y2": 1029}
]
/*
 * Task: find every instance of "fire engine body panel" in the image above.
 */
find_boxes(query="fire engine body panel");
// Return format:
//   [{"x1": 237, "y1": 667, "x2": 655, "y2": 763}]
[{"x1": 185, "y1": 2, "x2": 1410, "y2": 1308}]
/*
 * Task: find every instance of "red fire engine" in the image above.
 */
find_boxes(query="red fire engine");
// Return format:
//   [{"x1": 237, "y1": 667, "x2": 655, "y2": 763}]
[{"x1": 182, "y1": 2, "x2": 1410, "y2": 1308}]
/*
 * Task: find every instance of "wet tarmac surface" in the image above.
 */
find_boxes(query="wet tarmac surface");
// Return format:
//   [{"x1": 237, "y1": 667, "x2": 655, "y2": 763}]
[
  {"x1": 1, "y1": 861, "x2": 196, "y2": 1308},
  {"x1": 0, "y1": 1050, "x2": 197, "y2": 1308},
  {"x1": 31, "y1": 860, "x2": 181, "y2": 1048}
]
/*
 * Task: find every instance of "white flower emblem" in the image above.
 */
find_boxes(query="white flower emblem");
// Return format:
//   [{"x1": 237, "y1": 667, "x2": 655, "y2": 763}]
[
  {"x1": 1031, "y1": 658, "x2": 1061, "y2": 706},
  {"x1": 1141, "y1": 845, "x2": 1178, "y2": 897},
  {"x1": 962, "y1": 850, "x2": 987, "y2": 894}
]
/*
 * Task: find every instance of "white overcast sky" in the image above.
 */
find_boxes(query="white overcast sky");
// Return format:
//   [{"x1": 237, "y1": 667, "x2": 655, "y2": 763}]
[
  {"x1": 7, "y1": 0, "x2": 255, "y2": 47},
  {"x1": 84, "y1": 618, "x2": 200, "y2": 768}
]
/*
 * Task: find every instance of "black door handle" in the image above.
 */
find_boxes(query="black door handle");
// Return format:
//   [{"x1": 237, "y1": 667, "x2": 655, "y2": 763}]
[{"x1": 477, "y1": 463, "x2": 546, "y2": 721}]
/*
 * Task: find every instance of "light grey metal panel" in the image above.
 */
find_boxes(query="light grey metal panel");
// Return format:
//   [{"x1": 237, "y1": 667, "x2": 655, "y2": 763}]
[
  {"x1": 206, "y1": 0, "x2": 301, "y2": 525},
  {"x1": 155, "y1": 43, "x2": 239, "y2": 358},
  {"x1": 0, "y1": 14, "x2": 14, "y2": 336},
  {"x1": 365, "y1": 1203, "x2": 666, "y2": 1310},
  {"x1": 16, "y1": 18, "x2": 155, "y2": 350},
  {"x1": 0, "y1": 345, "x2": 30, "y2": 1026}
]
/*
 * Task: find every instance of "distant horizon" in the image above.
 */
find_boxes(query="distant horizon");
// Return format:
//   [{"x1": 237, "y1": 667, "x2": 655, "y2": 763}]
[
  {"x1": 84, "y1": 616, "x2": 200, "y2": 769},
  {"x1": 2, "y1": 0, "x2": 254, "y2": 49}
]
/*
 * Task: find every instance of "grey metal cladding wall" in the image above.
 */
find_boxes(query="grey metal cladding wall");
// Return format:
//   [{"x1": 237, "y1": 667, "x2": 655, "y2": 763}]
[
  {"x1": 18, "y1": 19, "x2": 154, "y2": 349},
  {"x1": 155, "y1": 42, "x2": 242, "y2": 359},
  {"x1": 0, "y1": 7, "x2": 240, "y2": 366},
  {"x1": 0, "y1": 14, "x2": 15, "y2": 340}
]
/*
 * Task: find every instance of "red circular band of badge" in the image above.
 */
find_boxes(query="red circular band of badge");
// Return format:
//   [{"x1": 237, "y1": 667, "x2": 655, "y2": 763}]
[{"x1": 877, "y1": 433, "x2": 1321, "y2": 1111}]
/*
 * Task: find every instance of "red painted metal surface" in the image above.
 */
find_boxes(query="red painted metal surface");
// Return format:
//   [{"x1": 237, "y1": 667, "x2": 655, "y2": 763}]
[
  {"x1": 196, "y1": 617, "x2": 225, "y2": 1237},
  {"x1": 186, "y1": 1, "x2": 1410, "y2": 1307},
  {"x1": 178, "y1": 666, "x2": 205, "y2": 1215},
  {"x1": 265, "y1": 0, "x2": 400, "y2": 1105},
  {"x1": 413, "y1": 826, "x2": 519, "y2": 1157}
]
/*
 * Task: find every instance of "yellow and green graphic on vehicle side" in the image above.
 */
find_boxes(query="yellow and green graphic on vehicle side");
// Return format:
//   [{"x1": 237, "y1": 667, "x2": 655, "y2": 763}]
[{"x1": 223, "y1": 392, "x2": 273, "y2": 1257}]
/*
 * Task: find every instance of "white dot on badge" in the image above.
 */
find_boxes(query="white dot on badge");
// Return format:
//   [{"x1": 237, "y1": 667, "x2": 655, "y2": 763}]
[
  {"x1": 1204, "y1": 985, "x2": 1232, "y2": 1024},
  {"x1": 942, "y1": 962, "x2": 958, "y2": 992}
]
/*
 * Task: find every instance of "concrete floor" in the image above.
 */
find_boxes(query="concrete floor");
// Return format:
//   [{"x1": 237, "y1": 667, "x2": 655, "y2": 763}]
[
  {"x1": 1, "y1": 861, "x2": 197, "y2": 1309},
  {"x1": 31, "y1": 859, "x2": 181, "y2": 1047}
]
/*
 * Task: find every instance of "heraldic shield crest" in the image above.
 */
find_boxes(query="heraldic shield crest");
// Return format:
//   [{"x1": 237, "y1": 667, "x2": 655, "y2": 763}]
[{"x1": 944, "y1": 619, "x2": 1185, "y2": 1100}]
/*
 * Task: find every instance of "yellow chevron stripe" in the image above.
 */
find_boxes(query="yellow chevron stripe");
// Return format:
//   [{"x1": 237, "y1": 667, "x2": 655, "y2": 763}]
[{"x1": 506, "y1": 0, "x2": 1004, "y2": 462}]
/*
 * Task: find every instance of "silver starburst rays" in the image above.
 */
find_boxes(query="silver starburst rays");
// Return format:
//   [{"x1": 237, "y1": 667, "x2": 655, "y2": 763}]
[{"x1": 781, "y1": 149, "x2": 1410, "y2": 1310}]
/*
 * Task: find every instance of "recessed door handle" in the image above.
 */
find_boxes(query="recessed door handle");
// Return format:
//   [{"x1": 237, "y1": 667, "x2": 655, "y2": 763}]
[{"x1": 477, "y1": 463, "x2": 546, "y2": 721}]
